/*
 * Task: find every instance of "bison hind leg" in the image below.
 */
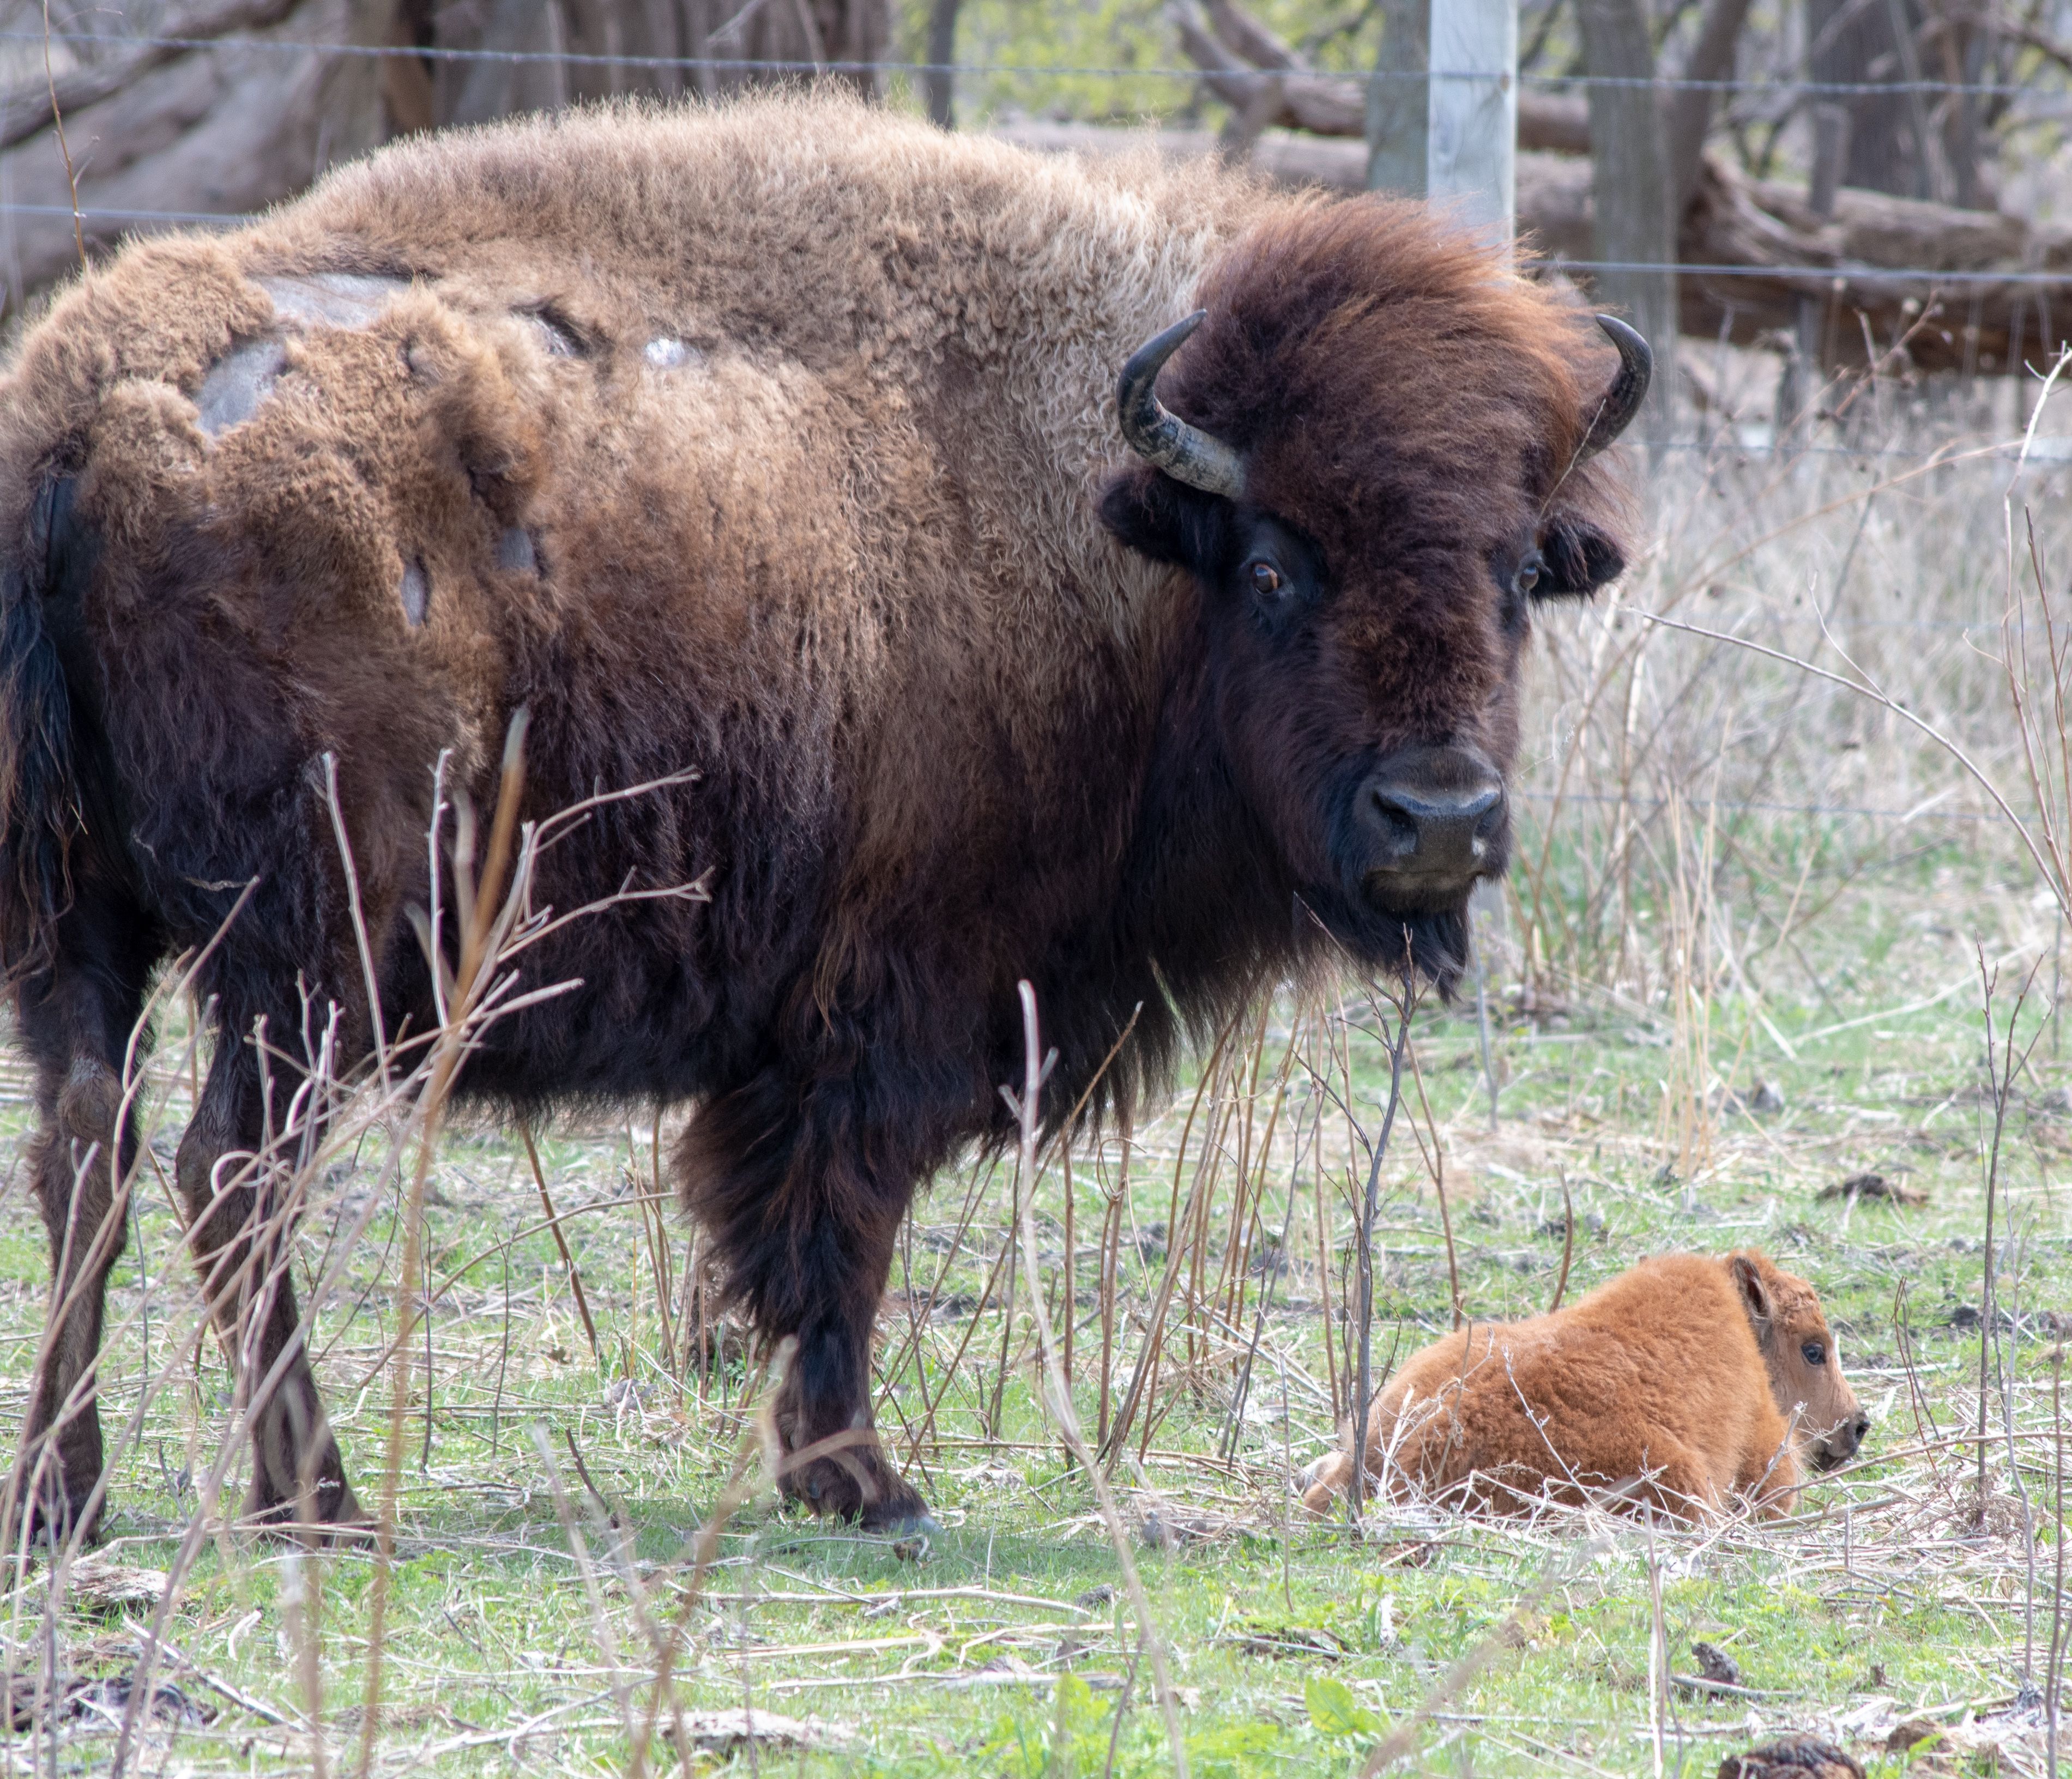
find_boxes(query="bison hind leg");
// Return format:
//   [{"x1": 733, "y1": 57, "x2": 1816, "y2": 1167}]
[
  {"x1": 176, "y1": 1026, "x2": 366, "y2": 1542},
  {"x1": 13, "y1": 894, "x2": 166, "y2": 1547}
]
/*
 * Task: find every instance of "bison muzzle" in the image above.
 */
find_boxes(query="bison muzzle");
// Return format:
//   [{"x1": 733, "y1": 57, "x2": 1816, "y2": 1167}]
[{"x1": 0, "y1": 95, "x2": 1642, "y2": 1542}]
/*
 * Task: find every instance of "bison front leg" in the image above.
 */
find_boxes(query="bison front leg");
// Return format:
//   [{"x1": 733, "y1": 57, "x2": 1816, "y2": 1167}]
[
  {"x1": 768, "y1": 1224, "x2": 933, "y2": 1532},
  {"x1": 177, "y1": 1032, "x2": 365, "y2": 1537},
  {"x1": 684, "y1": 1079, "x2": 936, "y2": 1534}
]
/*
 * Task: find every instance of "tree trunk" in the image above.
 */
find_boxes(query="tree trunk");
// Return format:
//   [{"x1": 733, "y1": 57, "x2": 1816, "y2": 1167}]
[
  {"x1": 1808, "y1": 0, "x2": 1929, "y2": 198},
  {"x1": 1575, "y1": 0, "x2": 1677, "y2": 433},
  {"x1": 1664, "y1": 0, "x2": 1755, "y2": 214},
  {"x1": 1934, "y1": 5, "x2": 1990, "y2": 210},
  {"x1": 925, "y1": 0, "x2": 962, "y2": 128},
  {"x1": 1366, "y1": 0, "x2": 1428, "y2": 195}
]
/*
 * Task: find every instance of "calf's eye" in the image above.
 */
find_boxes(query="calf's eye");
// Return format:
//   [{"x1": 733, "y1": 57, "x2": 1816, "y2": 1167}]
[
  {"x1": 1247, "y1": 560, "x2": 1284, "y2": 598},
  {"x1": 1512, "y1": 552, "x2": 1544, "y2": 597},
  {"x1": 1801, "y1": 1341, "x2": 1826, "y2": 1367}
]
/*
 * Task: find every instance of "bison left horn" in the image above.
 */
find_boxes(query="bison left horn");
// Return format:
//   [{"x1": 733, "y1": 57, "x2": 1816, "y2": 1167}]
[
  {"x1": 1576, "y1": 316, "x2": 1653, "y2": 461},
  {"x1": 1116, "y1": 311, "x2": 1245, "y2": 500}
]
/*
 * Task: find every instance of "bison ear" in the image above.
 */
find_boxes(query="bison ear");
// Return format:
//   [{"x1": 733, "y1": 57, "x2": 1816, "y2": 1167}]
[
  {"x1": 1098, "y1": 465, "x2": 1230, "y2": 574},
  {"x1": 1536, "y1": 517, "x2": 1626, "y2": 600},
  {"x1": 1731, "y1": 1254, "x2": 1774, "y2": 1339}
]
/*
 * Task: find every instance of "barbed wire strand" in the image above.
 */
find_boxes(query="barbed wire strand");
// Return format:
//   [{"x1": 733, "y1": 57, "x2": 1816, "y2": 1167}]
[
  {"x1": 0, "y1": 28, "x2": 2064, "y2": 101},
  {"x1": 1512, "y1": 788, "x2": 2009, "y2": 824}
]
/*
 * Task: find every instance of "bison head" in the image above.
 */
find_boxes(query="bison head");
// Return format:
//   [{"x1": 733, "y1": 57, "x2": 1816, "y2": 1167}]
[
  {"x1": 1731, "y1": 1250, "x2": 1870, "y2": 1474},
  {"x1": 1098, "y1": 203, "x2": 1645, "y2": 988}
]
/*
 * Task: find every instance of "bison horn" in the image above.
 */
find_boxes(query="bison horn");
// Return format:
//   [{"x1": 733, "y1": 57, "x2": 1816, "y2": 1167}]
[
  {"x1": 1576, "y1": 316, "x2": 1653, "y2": 461},
  {"x1": 1116, "y1": 311, "x2": 1246, "y2": 499}
]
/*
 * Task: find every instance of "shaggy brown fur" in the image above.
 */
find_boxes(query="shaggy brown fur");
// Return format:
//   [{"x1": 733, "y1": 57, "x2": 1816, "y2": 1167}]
[
  {"x1": 1301, "y1": 1252, "x2": 1868, "y2": 1521},
  {"x1": 0, "y1": 93, "x2": 1636, "y2": 1540}
]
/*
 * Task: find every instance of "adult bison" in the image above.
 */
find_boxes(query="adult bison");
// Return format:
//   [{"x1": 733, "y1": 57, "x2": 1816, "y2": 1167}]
[{"x1": 0, "y1": 94, "x2": 1642, "y2": 1540}]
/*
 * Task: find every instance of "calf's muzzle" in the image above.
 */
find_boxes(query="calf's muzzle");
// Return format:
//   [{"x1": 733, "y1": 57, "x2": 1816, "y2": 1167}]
[
  {"x1": 1358, "y1": 744, "x2": 1507, "y2": 892},
  {"x1": 1812, "y1": 1407, "x2": 1872, "y2": 1471}
]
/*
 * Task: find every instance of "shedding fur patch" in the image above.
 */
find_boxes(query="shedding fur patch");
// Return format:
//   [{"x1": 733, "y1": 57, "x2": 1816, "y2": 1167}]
[
  {"x1": 195, "y1": 338, "x2": 287, "y2": 436},
  {"x1": 196, "y1": 274, "x2": 409, "y2": 439},
  {"x1": 257, "y1": 273, "x2": 408, "y2": 330},
  {"x1": 497, "y1": 527, "x2": 537, "y2": 573},
  {"x1": 399, "y1": 558, "x2": 430, "y2": 626}
]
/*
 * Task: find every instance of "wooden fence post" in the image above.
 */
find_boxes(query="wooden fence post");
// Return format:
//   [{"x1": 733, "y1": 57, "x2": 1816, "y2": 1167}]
[{"x1": 1426, "y1": 0, "x2": 1517, "y2": 245}]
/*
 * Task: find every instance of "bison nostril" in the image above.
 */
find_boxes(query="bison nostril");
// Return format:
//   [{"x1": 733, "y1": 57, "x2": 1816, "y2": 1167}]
[
  {"x1": 1367, "y1": 787, "x2": 1422, "y2": 865},
  {"x1": 1463, "y1": 787, "x2": 1502, "y2": 861}
]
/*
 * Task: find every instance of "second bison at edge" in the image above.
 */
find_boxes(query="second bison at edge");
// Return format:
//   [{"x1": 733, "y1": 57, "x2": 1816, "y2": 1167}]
[{"x1": 1303, "y1": 1250, "x2": 1869, "y2": 1520}]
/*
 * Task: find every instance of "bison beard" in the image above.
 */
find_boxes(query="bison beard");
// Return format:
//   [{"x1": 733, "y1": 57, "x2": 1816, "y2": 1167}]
[{"x1": 0, "y1": 95, "x2": 1638, "y2": 1541}]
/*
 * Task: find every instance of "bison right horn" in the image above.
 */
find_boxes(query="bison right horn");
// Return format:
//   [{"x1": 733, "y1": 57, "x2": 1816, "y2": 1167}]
[
  {"x1": 1575, "y1": 316, "x2": 1653, "y2": 461},
  {"x1": 1116, "y1": 311, "x2": 1246, "y2": 500}
]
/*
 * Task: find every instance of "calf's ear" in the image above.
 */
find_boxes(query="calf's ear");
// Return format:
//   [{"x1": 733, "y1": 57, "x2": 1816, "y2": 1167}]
[{"x1": 1731, "y1": 1254, "x2": 1773, "y2": 1339}]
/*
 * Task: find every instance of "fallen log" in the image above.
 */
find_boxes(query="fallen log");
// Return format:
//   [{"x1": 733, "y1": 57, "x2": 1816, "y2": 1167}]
[
  {"x1": 1672, "y1": 157, "x2": 2069, "y2": 373},
  {"x1": 993, "y1": 120, "x2": 2072, "y2": 374}
]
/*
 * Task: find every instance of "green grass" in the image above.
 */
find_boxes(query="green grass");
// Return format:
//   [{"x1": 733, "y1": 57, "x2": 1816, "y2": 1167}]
[{"x1": 7, "y1": 824, "x2": 2071, "y2": 1776}]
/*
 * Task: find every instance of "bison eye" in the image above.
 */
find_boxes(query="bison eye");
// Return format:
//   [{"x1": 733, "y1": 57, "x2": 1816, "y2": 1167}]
[
  {"x1": 1247, "y1": 559, "x2": 1284, "y2": 599},
  {"x1": 1801, "y1": 1341, "x2": 1827, "y2": 1367},
  {"x1": 1512, "y1": 552, "x2": 1544, "y2": 597}
]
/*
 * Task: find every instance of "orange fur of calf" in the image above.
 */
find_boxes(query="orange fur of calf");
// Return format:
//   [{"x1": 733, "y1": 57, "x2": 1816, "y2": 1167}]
[{"x1": 1301, "y1": 1250, "x2": 1866, "y2": 1522}]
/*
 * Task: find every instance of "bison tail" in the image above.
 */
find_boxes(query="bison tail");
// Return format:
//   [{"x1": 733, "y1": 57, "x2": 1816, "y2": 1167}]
[{"x1": 0, "y1": 479, "x2": 86, "y2": 979}]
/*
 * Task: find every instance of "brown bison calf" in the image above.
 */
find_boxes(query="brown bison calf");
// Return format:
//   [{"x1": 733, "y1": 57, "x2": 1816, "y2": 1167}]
[{"x1": 1302, "y1": 1250, "x2": 1868, "y2": 1520}]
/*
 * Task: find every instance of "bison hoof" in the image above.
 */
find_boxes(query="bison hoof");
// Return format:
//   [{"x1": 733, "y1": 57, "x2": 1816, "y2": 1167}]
[
  {"x1": 781, "y1": 1446, "x2": 933, "y2": 1534},
  {"x1": 21, "y1": 1484, "x2": 103, "y2": 1551},
  {"x1": 867, "y1": 1507, "x2": 941, "y2": 1540},
  {"x1": 244, "y1": 1472, "x2": 372, "y2": 1545}
]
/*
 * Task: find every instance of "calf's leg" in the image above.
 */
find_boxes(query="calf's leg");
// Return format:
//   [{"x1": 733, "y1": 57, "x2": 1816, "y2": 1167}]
[
  {"x1": 1734, "y1": 1437, "x2": 1802, "y2": 1518},
  {"x1": 177, "y1": 1021, "x2": 363, "y2": 1534},
  {"x1": 1579, "y1": 1433, "x2": 1721, "y2": 1522},
  {"x1": 11, "y1": 900, "x2": 160, "y2": 1545},
  {"x1": 684, "y1": 1072, "x2": 935, "y2": 1533}
]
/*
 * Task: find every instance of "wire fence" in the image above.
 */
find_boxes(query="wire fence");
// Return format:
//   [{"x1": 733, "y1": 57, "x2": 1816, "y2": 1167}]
[
  {"x1": 0, "y1": 26, "x2": 2065, "y2": 98},
  {"x1": 0, "y1": 37, "x2": 2061, "y2": 263}
]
